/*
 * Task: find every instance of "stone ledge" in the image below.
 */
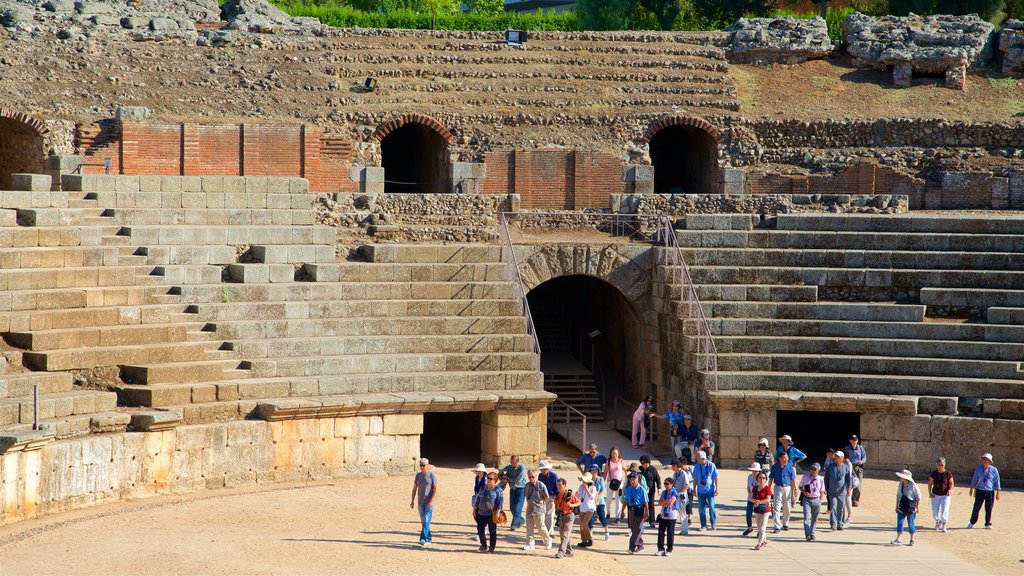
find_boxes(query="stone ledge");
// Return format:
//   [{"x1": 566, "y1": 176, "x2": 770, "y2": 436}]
[
  {"x1": 0, "y1": 430, "x2": 55, "y2": 454},
  {"x1": 254, "y1": 390, "x2": 555, "y2": 422},
  {"x1": 710, "y1": 390, "x2": 918, "y2": 415},
  {"x1": 129, "y1": 410, "x2": 182, "y2": 432}
]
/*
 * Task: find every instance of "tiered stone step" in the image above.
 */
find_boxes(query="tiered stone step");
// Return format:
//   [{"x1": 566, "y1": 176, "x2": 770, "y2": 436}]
[
  {"x1": 675, "y1": 212, "x2": 1024, "y2": 410},
  {"x1": 0, "y1": 370, "x2": 123, "y2": 438}
]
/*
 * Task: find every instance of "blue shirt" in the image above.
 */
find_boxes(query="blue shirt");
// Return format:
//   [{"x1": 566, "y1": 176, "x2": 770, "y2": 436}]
[
  {"x1": 623, "y1": 482, "x2": 648, "y2": 507},
  {"x1": 970, "y1": 465, "x2": 1001, "y2": 491},
  {"x1": 692, "y1": 461, "x2": 718, "y2": 495},
  {"x1": 576, "y1": 452, "x2": 607, "y2": 473},
  {"x1": 475, "y1": 486, "x2": 504, "y2": 516},
  {"x1": 678, "y1": 424, "x2": 699, "y2": 444},
  {"x1": 770, "y1": 462, "x2": 796, "y2": 486},
  {"x1": 665, "y1": 410, "x2": 685, "y2": 433},
  {"x1": 593, "y1": 476, "x2": 606, "y2": 505},
  {"x1": 824, "y1": 462, "x2": 851, "y2": 496},
  {"x1": 538, "y1": 470, "x2": 559, "y2": 496},
  {"x1": 776, "y1": 445, "x2": 807, "y2": 462},
  {"x1": 474, "y1": 474, "x2": 486, "y2": 494},
  {"x1": 659, "y1": 488, "x2": 679, "y2": 518},
  {"x1": 844, "y1": 443, "x2": 867, "y2": 466}
]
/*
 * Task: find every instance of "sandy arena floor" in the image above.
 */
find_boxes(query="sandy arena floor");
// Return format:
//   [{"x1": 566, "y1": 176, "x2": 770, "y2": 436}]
[{"x1": 1, "y1": 453, "x2": 1021, "y2": 576}]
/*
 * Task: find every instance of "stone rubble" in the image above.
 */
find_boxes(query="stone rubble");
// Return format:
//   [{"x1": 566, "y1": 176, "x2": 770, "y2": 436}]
[
  {"x1": 999, "y1": 19, "x2": 1024, "y2": 77},
  {"x1": 726, "y1": 16, "x2": 834, "y2": 64}
]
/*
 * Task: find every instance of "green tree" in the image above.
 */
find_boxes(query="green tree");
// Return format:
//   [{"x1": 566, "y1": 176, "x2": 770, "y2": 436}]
[
  {"x1": 577, "y1": 0, "x2": 636, "y2": 29},
  {"x1": 639, "y1": 0, "x2": 683, "y2": 29},
  {"x1": 886, "y1": 0, "x2": 1004, "y2": 19},
  {"x1": 690, "y1": 0, "x2": 775, "y2": 25},
  {"x1": 466, "y1": 0, "x2": 506, "y2": 15}
]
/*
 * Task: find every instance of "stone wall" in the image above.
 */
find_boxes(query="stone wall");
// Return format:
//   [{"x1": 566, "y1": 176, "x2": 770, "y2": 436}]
[
  {"x1": 749, "y1": 119, "x2": 1024, "y2": 150},
  {"x1": 1000, "y1": 20, "x2": 1024, "y2": 76},
  {"x1": 726, "y1": 16, "x2": 833, "y2": 65}
]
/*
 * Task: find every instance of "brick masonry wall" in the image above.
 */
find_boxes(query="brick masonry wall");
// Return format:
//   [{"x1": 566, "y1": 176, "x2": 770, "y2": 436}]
[
  {"x1": 480, "y1": 149, "x2": 627, "y2": 209},
  {"x1": 0, "y1": 119, "x2": 47, "y2": 190}
]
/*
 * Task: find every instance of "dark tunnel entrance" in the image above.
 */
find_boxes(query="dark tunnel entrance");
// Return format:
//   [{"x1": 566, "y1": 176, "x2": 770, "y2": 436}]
[
  {"x1": 0, "y1": 117, "x2": 46, "y2": 190},
  {"x1": 380, "y1": 122, "x2": 451, "y2": 194},
  {"x1": 527, "y1": 275, "x2": 642, "y2": 423},
  {"x1": 649, "y1": 124, "x2": 718, "y2": 195},
  {"x1": 776, "y1": 410, "x2": 860, "y2": 470}
]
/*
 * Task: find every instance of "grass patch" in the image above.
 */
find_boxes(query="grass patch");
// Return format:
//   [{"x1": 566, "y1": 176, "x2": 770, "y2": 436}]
[
  {"x1": 811, "y1": 75, "x2": 838, "y2": 91},
  {"x1": 988, "y1": 76, "x2": 1017, "y2": 90},
  {"x1": 729, "y1": 66, "x2": 759, "y2": 109}
]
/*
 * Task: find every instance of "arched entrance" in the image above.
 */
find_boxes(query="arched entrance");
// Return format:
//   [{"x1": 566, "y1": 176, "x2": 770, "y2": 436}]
[
  {"x1": 643, "y1": 116, "x2": 721, "y2": 195},
  {"x1": 527, "y1": 275, "x2": 643, "y2": 422},
  {"x1": 373, "y1": 115, "x2": 452, "y2": 194},
  {"x1": 0, "y1": 111, "x2": 47, "y2": 190}
]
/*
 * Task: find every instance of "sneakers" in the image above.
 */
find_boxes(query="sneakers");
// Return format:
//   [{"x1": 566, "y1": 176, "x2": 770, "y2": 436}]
[
  {"x1": 967, "y1": 523, "x2": 974, "y2": 529},
  {"x1": 545, "y1": 539, "x2": 553, "y2": 550},
  {"x1": 985, "y1": 524, "x2": 993, "y2": 529},
  {"x1": 523, "y1": 544, "x2": 535, "y2": 551},
  {"x1": 479, "y1": 546, "x2": 488, "y2": 552},
  {"x1": 772, "y1": 528, "x2": 780, "y2": 534},
  {"x1": 806, "y1": 536, "x2": 812, "y2": 541},
  {"x1": 656, "y1": 550, "x2": 665, "y2": 556},
  {"x1": 742, "y1": 528, "x2": 753, "y2": 536},
  {"x1": 810, "y1": 535, "x2": 816, "y2": 541},
  {"x1": 754, "y1": 542, "x2": 765, "y2": 550},
  {"x1": 604, "y1": 533, "x2": 610, "y2": 541},
  {"x1": 488, "y1": 548, "x2": 495, "y2": 553},
  {"x1": 711, "y1": 524, "x2": 717, "y2": 531},
  {"x1": 837, "y1": 525, "x2": 845, "y2": 531},
  {"x1": 890, "y1": 539, "x2": 903, "y2": 546},
  {"x1": 628, "y1": 548, "x2": 636, "y2": 555},
  {"x1": 555, "y1": 551, "x2": 564, "y2": 559},
  {"x1": 908, "y1": 540, "x2": 915, "y2": 546},
  {"x1": 665, "y1": 551, "x2": 673, "y2": 556},
  {"x1": 782, "y1": 525, "x2": 790, "y2": 531}
]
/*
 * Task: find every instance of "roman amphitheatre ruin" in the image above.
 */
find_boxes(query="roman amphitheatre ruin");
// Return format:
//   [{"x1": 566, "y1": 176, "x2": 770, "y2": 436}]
[{"x1": 0, "y1": 1, "x2": 1022, "y2": 557}]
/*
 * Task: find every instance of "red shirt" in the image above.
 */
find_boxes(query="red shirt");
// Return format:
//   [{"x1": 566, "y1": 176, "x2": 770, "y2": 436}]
[{"x1": 751, "y1": 485, "x2": 773, "y2": 513}]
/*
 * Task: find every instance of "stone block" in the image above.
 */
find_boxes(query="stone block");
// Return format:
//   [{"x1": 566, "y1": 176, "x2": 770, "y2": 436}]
[
  {"x1": 918, "y1": 396, "x2": 957, "y2": 415},
  {"x1": 114, "y1": 176, "x2": 140, "y2": 193},
  {"x1": 746, "y1": 410, "x2": 775, "y2": 438},
  {"x1": 267, "y1": 178, "x2": 290, "y2": 195},
  {"x1": 717, "y1": 435, "x2": 740, "y2": 461},
  {"x1": 382, "y1": 414, "x2": 423, "y2": 436},
  {"x1": 9, "y1": 174, "x2": 52, "y2": 192},
  {"x1": 718, "y1": 409, "x2": 746, "y2": 437},
  {"x1": 876, "y1": 439, "x2": 915, "y2": 467},
  {"x1": 180, "y1": 176, "x2": 202, "y2": 193},
  {"x1": 115, "y1": 106, "x2": 150, "y2": 121},
  {"x1": 992, "y1": 419, "x2": 1024, "y2": 447}
]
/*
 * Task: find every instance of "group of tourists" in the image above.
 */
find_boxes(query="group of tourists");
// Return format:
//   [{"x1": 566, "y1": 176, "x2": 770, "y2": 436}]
[{"x1": 409, "y1": 429, "x2": 1005, "y2": 556}]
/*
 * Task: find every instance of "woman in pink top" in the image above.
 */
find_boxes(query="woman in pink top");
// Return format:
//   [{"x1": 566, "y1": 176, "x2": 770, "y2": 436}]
[
  {"x1": 605, "y1": 447, "x2": 626, "y2": 522},
  {"x1": 632, "y1": 396, "x2": 655, "y2": 448}
]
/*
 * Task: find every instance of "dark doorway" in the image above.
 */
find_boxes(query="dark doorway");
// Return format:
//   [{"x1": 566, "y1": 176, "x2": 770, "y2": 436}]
[
  {"x1": 649, "y1": 125, "x2": 718, "y2": 195},
  {"x1": 526, "y1": 275, "x2": 641, "y2": 422},
  {"x1": 421, "y1": 411, "x2": 481, "y2": 465},
  {"x1": 380, "y1": 123, "x2": 450, "y2": 193},
  {"x1": 0, "y1": 118, "x2": 46, "y2": 190},
  {"x1": 777, "y1": 410, "x2": 860, "y2": 469}
]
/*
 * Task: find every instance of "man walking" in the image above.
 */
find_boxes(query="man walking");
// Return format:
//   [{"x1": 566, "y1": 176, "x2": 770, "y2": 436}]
[
  {"x1": 844, "y1": 434, "x2": 867, "y2": 507},
  {"x1": 523, "y1": 469, "x2": 552, "y2": 551},
  {"x1": 500, "y1": 455, "x2": 527, "y2": 530},
  {"x1": 576, "y1": 443, "x2": 607, "y2": 476},
  {"x1": 538, "y1": 461, "x2": 559, "y2": 535},
  {"x1": 692, "y1": 450, "x2": 719, "y2": 531},
  {"x1": 824, "y1": 450, "x2": 852, "y2": 531},
  {"x1": 553, "y1": 478, "x2": 579, "y2": 558},
  {"x1": 410, "y1": 457, "x2": 438, "y2": 547},
  {"x1": 770, "y1": 451, "x2": 797, "y2": 532},
  {"x1": 968, "y1": 453, "x2": 1002, "y2": 529},
  {"x1": 623, "y1": 472, "x2": 649, "y2": 553},
  {"x1": 639, "y1": 455, "x2": 661, "y2": 528}
]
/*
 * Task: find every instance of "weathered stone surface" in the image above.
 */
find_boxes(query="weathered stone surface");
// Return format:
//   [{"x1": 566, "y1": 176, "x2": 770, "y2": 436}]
[
  {"x1": 1000, "y1": 20, "x2": 1024, "y2": 77},
  {"x1": 727, "y1": 16, "x2": 833, "y2": 65}
]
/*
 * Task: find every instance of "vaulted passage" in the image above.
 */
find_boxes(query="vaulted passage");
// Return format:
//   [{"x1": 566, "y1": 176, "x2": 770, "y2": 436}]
[
  {"x1": 421, "y1": 411, "x2": 482, "y2": 464},
  {"x1": 0, "y1": 117, "x2": 46, "y2": 190},
  {"x1": 776, "y1": 410, "x2": 860, "y2": 469},
  {"x1": 527, "y1": 275, "x2": 642, "y2": 422},
  {"x1": 649, "y1": 124, "x2": 718, "y2": 195},
  {"x1": 381, "y1": 122, "x2": 450, "y2": 193}
]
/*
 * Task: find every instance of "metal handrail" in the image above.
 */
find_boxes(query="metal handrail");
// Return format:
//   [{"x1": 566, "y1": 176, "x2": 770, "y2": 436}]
[
  {"x1": 613, "y1": 394, "x2": 658, "y2": 446},
  {"x1": 551, "y1": 399, "x2": 587, "y2": 451},
  {"x1": 496, "y1": 212, "x2": 541, "y2": 371},
  {"x1": 654, "y1": 217, "x2": 719, "y2": 391}
]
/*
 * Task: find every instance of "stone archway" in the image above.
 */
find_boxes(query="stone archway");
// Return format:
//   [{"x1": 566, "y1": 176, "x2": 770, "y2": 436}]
[
  {"x1": 370, "y1": 113, "x2": 452, "y2": 194},
  {"x1": 642, "y1": 115, "x2": 722, "y2": 195},
  {"x1": 0, "y1": 110, "x2": 48, "y2": 190}
]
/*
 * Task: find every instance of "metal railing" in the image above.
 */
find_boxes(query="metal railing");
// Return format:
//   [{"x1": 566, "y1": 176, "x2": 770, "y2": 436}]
[
  {"x1": 549, "y1": 399, "x2": 588, "y2": 451},
  {"x1": 654, "y1": 216, "x2": 719, "y2": 391},
  {"x1": 496, "y1": 212, "x2": 541, "y2": 371},
  {"x1": 612, "y1": 395, "x2": 659, "y2": 447}
]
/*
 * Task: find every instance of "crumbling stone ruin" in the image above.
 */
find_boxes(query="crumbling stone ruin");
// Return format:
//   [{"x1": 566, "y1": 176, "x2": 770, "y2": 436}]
[
  {"x1": 726, "y1": 16, "x2": 834, "y2": 64},
  {"x1": 999, "y1": 19, "x2": 1024, "y2": 76}
]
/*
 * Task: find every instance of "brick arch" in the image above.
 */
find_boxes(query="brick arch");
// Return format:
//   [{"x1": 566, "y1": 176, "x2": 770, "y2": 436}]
[
  {"x1": 369, "y1": 113, "x2": 452, "y2": 143},
  {"x1": 517, "y1": 244, "x2": 651, "y2": 306},
  {"x1": 0, "y1": 109, "x2": 49, "y2": 136},
  {"x1": 640, "y1": 114, "x2": 722, "y2": 143}
]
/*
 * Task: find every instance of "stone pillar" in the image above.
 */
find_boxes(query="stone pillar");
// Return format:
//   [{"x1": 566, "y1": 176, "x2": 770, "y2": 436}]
[
  {"x1": 720, "y1": 167, "x2": 746, "y2": 195},
  {"x1": 481, "y1": 407, "x2": 547, "y2": 468},
  {"x1": 451, "y1": 161, "x2": 485, "y2": 194},
  {"x1": 624, "y1": 165, "x2": 654, "y2": 195},
  {"x1": 892, "y1": 61, "x2": 913, "y2": 88},
  {"x1": 44, "y1": 155, "x2": 83, "y2": 191},
  {"x1": 945, "y1": 63, "x2": 966, "y2": 90},
  {"x1": 349, "y1": 166, "x2": 384, "y2": 194}
]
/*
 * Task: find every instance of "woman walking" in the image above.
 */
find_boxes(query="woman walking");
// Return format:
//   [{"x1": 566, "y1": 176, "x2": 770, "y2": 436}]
[
  {"x1": 742, "y1": 462, "x2": 761, "y2": 537},
  {"x1": 891, "y1": 469, "x2": 921, "y2": 546},
  {"x1": 473, "y1": 472, "x2": 504, "y2": 553},
  {"x1": 632, "y1": 395, "x2": 655, "y2": 449},
  {"x1": 605, "y1": 447, "x2": 626, "y2": 523},
  {"x1": 928, "y1": 457, "x2": 953, "y2": 532},
  {"x1": 655, "y1": 477, "x2": 679, "y2": 556},
  {"x1": 967, "y1": 453, "x2": 1001, "y2": 529},
  {"x1": 576, "y1": 473, "x2": 598, "y2": 548},
  {"x1": 751, "y1": 471, "x2": 772, "y2": 550},
  {"x1": 799, "y1": 462, "x2": 825, "y2": 541}
]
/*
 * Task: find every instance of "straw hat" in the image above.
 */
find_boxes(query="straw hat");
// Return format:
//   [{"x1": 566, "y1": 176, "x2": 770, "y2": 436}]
[
  {"x1": 895, "y1": 469, "x2": 913, "y2": 481},
  {"x1": 746, "y1": 462, "x2": 762, "y2": 472},
  {"x1": 580, "y1": 473, "x2": 594, "y2": 484},
  {"x1": 627, "y1": 462, "x2": 641, "y2": 473},
  {"x1": 981, "y1": 453, "x2": 994, "y2": 463},
  {"x1": 473, "y1": 463, "x2": 487, "y2": 473},
  {"x1": 758, "y1": 438, "x2": 769, "y2": 446},
  {"x1": 538, "y1": 460, "x2": 552, "y2": 470}
]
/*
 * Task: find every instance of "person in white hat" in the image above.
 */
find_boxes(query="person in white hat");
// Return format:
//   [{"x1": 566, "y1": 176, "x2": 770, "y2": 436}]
[
  {"x1": 575, "y1": 473, "x2": 598, "y2": 548},
  {"x1": 742, "y1": 462, "x2": 763, "y2": 536},
  {"x1": 775, "y1": 434, "x2": 807, "y2": 470},
  {"x1": 824, "y1": 450, "x2": 852, "y2": 531},
  {"x1": 537, "y1": 461, "x2": 559, "y2": 536},
  {"x1": 753, "y1": 438, "x2": 774, "y2": 471},
  {"x1": 692, "y1": 450, "x2": 719, "y2": 531},
  {"x1": 891, "y1": 469, "x2": 921, "y2": 546},
  {"x1": 968, "y1": 453, "x2": 1001, "y2": 529},
  {"x1": 928, "y1": 457, "x2": 954, "y2": 532}
]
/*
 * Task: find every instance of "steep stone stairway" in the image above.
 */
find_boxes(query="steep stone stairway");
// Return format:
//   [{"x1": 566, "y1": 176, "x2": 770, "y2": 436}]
[{"x1": 673, "y1": 213, "x2": 1024, "y2": 419}]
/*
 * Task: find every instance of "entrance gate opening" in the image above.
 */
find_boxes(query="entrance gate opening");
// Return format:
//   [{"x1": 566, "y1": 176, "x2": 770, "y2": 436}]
[
  {"x1": 649, "y1": 124, "x2": 718, "y2": 195},
  {"x1": 776, "y1": 410, "x2": 860, "y2": 468},
  {"x1": 0, "y1": 117, "x2": 46, "y2": 190},
  {"x1": 421, "y1": 411, "x2": 481, "y2": 464},
  {"x1": 526, "y1": 275, "x2": 641, "y2": 421},
  {"x1": 380, "y1": 122, "x2": 450, "y2": 194}
]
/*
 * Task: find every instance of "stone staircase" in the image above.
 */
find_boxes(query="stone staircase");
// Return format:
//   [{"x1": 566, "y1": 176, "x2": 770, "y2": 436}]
[{"x1": 673, "y1": 213, "x2": 1024, "y2": 418}]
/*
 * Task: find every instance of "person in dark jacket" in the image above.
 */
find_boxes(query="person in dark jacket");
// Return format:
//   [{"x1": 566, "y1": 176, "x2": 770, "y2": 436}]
[{"x1": 639, "y1": 455, "x2": 661, "y2": 528}]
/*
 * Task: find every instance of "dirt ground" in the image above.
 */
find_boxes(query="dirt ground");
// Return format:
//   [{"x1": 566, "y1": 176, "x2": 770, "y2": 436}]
[
  {"x1": 1, "y1": 450, "x2": 1020, "y2": 576},
  {"x1": 731, "y1": 57, "x2": 1024, "y2": 122}
]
